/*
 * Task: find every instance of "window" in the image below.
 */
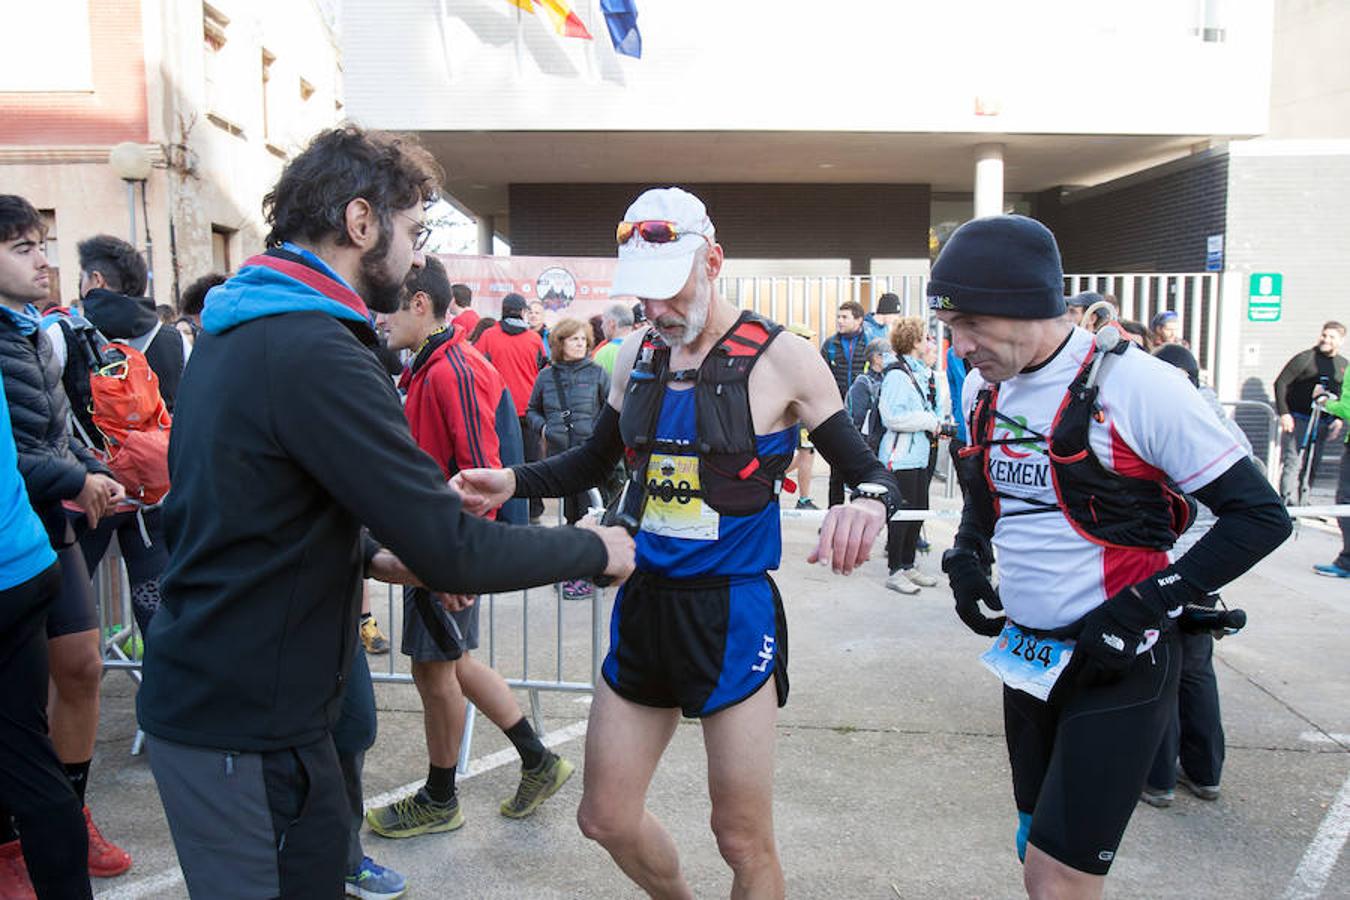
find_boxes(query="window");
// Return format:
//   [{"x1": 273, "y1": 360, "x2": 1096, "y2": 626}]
[
  {"x1": 211, "y1": 225, "x2": 236, "y2": 275},
  {"x1": 203, "y1": 3, "x2": 245, "y2": 136},
  {"x1": 261, "y1": 49, "x2": 276, "y2": 142},
  {"x1": 40, "y1": 210, "x2": 61, "y2": 306}
]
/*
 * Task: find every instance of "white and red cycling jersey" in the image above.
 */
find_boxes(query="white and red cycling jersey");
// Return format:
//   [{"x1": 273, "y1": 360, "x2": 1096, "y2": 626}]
[{"x1": 961, "y1": 327, "x2": 1248, "y2": 630}]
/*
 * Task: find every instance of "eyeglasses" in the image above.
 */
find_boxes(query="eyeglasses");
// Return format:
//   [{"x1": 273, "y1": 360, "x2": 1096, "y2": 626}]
[
  {"x1": 616, "y1": 220, "x2": 711, "y2": 247},
  {"x1": 398, "y1": 212, "x2": 432, "y2": 251}
]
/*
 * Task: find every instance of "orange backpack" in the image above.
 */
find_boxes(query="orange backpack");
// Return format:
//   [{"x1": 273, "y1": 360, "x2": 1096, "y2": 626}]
[{"x1": 84, "y1": 338, "x2": 172, "y2": 506}]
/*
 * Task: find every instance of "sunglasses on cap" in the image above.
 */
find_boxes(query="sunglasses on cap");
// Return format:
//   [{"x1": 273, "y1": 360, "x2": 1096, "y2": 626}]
[{"x1": 616, "y1": 220, "x2": 711, "y2": 246}]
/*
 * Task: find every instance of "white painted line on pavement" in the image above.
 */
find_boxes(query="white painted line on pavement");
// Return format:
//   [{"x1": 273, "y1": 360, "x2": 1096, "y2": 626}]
[
  {"x1": 1299, "y1": 731, "x2": 1350, "y2": 746},
  {"x1": 94, "y1": 720, "x2": 590, "y2": 900},
  {"x1": 1283, "y1": 769, "x2": 1350, "y2": 900}
]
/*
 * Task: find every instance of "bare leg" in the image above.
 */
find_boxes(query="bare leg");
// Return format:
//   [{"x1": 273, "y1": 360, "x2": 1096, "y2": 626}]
[
  {"x1": 703, "y1": 678, "x2": 784, "y2": 900},
  {"x1": 576, "y1": 681, "x2": 690, "y2": 900},
  {"x1": 1024, "y1": 844, "x2": 1104, "y2": 900},
  {"x1": 47, "y1": 629, "x2": 102, "y2": 763},
  {"x1": 411, "y1": 659, "x2": 465, "y2": 767},
  {"x1": 456, "y1": 652, "x2": 526, "y2": 730}
]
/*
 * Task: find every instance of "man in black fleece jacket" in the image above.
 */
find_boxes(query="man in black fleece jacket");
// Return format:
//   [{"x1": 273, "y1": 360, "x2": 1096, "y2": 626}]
[{"x1": 137, "y1": 127, "x2": 633, "y2": 899}]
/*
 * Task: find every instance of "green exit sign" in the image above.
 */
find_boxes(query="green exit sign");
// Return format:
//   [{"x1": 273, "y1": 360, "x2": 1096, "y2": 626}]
[{"x1": 1248, "y1": 273, "x2": 1282, "y2": 322}]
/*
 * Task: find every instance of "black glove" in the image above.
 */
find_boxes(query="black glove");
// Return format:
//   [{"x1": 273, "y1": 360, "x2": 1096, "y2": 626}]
[
  {"x1": 1073, "y1": 565, "x2": 1198, "y2": 684},
  {"x1": 942, "y1": 548, "x2": 1005, "y2": 637}
]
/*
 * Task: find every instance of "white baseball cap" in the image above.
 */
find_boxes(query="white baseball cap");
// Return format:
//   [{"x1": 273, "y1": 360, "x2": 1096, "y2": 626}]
[{"x1": 610, "y1": 187, "x2": 716, "y2": 301}]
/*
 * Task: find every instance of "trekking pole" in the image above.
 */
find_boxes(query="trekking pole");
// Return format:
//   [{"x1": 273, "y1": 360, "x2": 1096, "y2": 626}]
[{"x1": 1296, "y1": 402, "x2": 1325, "y2": 505}]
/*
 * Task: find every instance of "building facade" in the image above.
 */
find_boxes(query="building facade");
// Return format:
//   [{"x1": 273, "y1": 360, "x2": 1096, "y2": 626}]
[{"x1": 0, "y1": 0, "x2": 343, "y2": 307}]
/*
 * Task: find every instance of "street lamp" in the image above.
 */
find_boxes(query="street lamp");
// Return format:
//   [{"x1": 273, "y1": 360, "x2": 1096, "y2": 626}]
[{"x1": 108, "y1": 142, "x2": 154, "y2": 297}]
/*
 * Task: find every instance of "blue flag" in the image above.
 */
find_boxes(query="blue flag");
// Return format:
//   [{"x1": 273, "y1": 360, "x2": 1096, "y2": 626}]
[{"x1": 600, "y1": 0, "x2": 641, "y2": 58}]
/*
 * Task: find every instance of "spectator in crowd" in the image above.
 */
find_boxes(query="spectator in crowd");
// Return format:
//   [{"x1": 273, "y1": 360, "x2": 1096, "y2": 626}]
[
  {"x1": 0, "y1": 207, "x2": 96, "y2": 900},
  {"x1": 1119, "y1": 319, "x2": 1152, "y2": 351},
  {"x1": 448, "y1": 281, "x2": 479, "y2": 334},
  {"x1": 878, "y1": 317, "x2": 948, "y2": 594},
  {"x1": 847, "y1": 337, "x2": 896, "y2": 458},
  {"x1": 135, "y1": 126, "x2": 632, "y2": 899},
  {"x1": 71, "y1": 235, "x2": 190, "y2": 412},
  {"x1": 1273, "y1": 321, "x2": 1347, "y2": 503},
  {"x1": 1064, "y1": 291, "x2": 1102, "y2": 328},
  {"x1": 365, "y1": 257, "x2": 575, "y2": 845},
  {"x1": 527, "y1": 317, "x2": 611, "y2": 598},
  {"x1": 526, "y1": 298, "x2": 549, "y2": 346},
  {"x1": 591, "y1": 303, "x2": 635, "y2": 376},
  {"x1": 452, "y1": 185, "x2": 899, "y2": 899},
  {"x1": 1310, "y1": 382, "x2": 1350, "y2": 578},
  {"x1": 588, "y1": 313, "x2": 606, "y2": 347},
  {"x1": 784, "y1": 322, "x2": 821, "y2": 509},
  {"x1": 475, "y1": 293, "x2": 549, "y2": 520},
  {"x1": 862, "y1": 291, "x2": 902, "y2": 342},
  {"x1": 1142, "y1": 344, "x2": 1253, "y2": 809},
  {"x1": 468, "y1": 315, "x2": 496, "y2": 344},
  {"x1": 176, "y1": 272, "x2": 226, "y2": 346},
  {"x1": 0, "y1": 195, "x2": 133, "y2": 885},
  {"x1": 821, "y1": 300, "x2": 869, "y2": 506},
  {"x1": 946, "y1": 343, "x2": 969, "y2": 459},
  {"x1": 1150, "y1": 309, "x2": 1181, "y2": 347},
  {"x1": 155, "y1": 303, "x2": 176, "y2": 325}
]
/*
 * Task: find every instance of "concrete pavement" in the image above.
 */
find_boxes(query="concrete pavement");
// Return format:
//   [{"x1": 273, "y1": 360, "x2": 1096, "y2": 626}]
[{"x1": 84, "y1": 494, "x2": 1350, "y2": 899}]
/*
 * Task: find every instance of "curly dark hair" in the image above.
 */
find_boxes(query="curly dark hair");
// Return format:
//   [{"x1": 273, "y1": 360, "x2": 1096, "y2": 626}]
[
  {"x1": 262, "y1": 126, "x2": 442, "y2": 254},
  {"x1": 0, "y1": 195, "x2": 45, "y2": 244},
  {"x1": 78, "y1": 234, "x2": 148, "y2": 297},
  {"x1": 181, "y1": 272, "x2": 227, "y2": 316}
]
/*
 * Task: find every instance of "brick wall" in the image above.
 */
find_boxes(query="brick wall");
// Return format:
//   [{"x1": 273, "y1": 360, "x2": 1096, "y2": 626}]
[
  {"x1": 1034, "y1": 153, "x2": 1229, "y2": 273},
  {"x1": 509, "y1": 183, "x2": 931, "y2": 274},
  {"x1": 0, "y1": 0, "x2": 148, "y2": 144}
]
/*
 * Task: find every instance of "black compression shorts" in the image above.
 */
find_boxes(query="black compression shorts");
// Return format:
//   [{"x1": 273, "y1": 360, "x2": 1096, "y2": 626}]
[
  {"x1": 602, "y1": 570, "x2": 789, "y2": 718},
  {"x1": 1004, "y1": 627, "x2": 1180, "y2": 875}
]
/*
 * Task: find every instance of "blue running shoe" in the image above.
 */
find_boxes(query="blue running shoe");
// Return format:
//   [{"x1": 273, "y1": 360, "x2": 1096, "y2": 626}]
[
  {"x1": 345, "y1": 857, "x2": 407, "y2": 899},
  {"x1": 1313, "y1": 563, "x2": 1350, "y2": 578}
]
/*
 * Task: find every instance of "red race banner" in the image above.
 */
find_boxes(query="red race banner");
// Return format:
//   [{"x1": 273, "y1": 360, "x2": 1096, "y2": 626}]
[{"x1": 434, "y1": 254, "x2": 626, "y2": 325}]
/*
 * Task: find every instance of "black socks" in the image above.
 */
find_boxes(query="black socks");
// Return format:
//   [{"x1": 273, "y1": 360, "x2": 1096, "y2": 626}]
[
  {"x1": 425, "y1": 764, "x2": 456, "y2": 804},
  {"x1": 64, "y1": 760, "x2": 91, "y2": 806},
  {"x1": 504, "y1": 717, "x2": 546, "y2": 771}
]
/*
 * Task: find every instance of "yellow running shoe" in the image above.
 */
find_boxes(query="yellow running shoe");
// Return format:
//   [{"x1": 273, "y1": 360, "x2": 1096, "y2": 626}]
[
  {"x1": 366, "y1": 789, "x2": 463, "y2": 838},
  {"x1": 500, "y1": 752, "x2": 575, "y2": 819}
]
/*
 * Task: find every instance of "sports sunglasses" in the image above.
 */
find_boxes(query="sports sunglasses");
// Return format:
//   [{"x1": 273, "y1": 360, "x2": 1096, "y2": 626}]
[{"x1": 616, "y1": 220, "x2": 711, "y2": 246}]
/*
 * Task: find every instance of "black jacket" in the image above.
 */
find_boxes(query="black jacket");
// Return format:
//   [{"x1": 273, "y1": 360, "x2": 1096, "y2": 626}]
[
  {"x1": 0, "y1": 312, "x2": 108, "y2": 545},
  {"x1": 81, "y1": 288, "x2": 188, "y2": 411},
  {"x1": 138, "y1": 263, "x2": 607, "y2": 753},
  {"x1": 1274, "y1": 347, "x2": 1347, "y2": 417},
  {"x1": 526, "y1": 358, "x2": 610, "y2": 455},
  {"x1": 821, "y1": 331, "x2": 869, "y2": 399}
]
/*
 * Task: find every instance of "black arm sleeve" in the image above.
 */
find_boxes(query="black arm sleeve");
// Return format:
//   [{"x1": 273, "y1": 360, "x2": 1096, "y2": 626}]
[
  {"x1": 1173, "y1": 457, "x2": 1292, "y2": 592},
  {"x1": 808, "y1": 409, "x2": 903, "y2": 517},
  {"x1": 512, "y1": 403, "x2": 626, "y2": 499},
  {"x1": 952, "y1": 450, "x2": 996, "y2": 565}
]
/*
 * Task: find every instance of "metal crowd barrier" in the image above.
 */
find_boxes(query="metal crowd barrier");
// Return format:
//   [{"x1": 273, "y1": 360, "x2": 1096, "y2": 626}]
[{"x1": 1221, "y1": 399, "x2": 1280, "y2": 488}]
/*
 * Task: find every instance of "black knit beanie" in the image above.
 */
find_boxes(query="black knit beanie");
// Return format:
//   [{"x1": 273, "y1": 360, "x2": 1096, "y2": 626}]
[{"x1": 926, "y1": 215, "x2": 1066, "y2": 319}]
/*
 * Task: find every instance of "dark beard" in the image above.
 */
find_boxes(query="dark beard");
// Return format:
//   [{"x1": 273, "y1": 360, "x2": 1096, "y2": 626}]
[{"x1": 358, "y1": 245, "x2": 405, "y2": 314}]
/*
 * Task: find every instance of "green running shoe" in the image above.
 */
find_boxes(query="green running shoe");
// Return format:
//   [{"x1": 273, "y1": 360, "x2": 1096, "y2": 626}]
[
  {"x1": 366, "y1": 788, "x2": 463, "y2": 838},
  {"x1": 500, "y1": 752, "x2": 575, "y2": 819}
]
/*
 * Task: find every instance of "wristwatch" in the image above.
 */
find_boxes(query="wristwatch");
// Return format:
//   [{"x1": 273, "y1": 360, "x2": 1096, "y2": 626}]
[{"x1": 849, "y1": 482, "x2": 893, "y2": 516}]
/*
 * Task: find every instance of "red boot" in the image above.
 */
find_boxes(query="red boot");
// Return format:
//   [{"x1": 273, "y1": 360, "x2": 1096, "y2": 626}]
[
  {"x1": 0, "y1": 839, "x2": 37, "y2": 900},
  {"x1": 83, "y1": 807, "x2": 132, "y2": 878}
]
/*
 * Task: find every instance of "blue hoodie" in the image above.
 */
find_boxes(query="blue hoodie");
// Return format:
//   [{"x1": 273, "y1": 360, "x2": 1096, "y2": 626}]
[
  {"x1": 0, "y1": 369, "x2": 55, "y2": 592},
  {"x1": 202, "y1": 243, "x2": 374, "y2": 335}
]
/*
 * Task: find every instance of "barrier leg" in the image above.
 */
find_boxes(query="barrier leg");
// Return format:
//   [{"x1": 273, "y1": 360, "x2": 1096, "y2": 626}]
[
  {"x1": 528, "y1": 688, "x2": 544, "y2": 737},
  {"x1": 457, "y1": 701, "x2": 477, "y2": 774}
]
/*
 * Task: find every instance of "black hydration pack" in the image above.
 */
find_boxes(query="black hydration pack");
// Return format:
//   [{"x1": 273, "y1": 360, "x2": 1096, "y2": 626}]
[
  {"x1": 956, "y1": 337, "x2": 1195, "y2": 551},
  {"x1": 618, "y1": 310, "x2": 792, "y2": 517}
]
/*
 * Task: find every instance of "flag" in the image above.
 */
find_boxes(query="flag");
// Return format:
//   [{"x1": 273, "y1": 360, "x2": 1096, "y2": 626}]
[
  {"x1": 600, "y1": 0, "x2": 641, "y2": 58},
  {"x1": 513, "y1": 0, "x2": 592, "y2": 39}
]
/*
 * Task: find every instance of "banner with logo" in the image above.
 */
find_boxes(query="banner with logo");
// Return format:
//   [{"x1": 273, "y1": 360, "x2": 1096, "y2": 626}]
[{"x1": 434, "y1": 254, "x2": 626, "y2": 324}]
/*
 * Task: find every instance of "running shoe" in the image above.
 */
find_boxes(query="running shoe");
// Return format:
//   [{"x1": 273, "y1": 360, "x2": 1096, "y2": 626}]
[
  {"x1": 885, "y1": 571, "x2": 920, "y2": 595},
  {"x1": 500, "y1": 752, "x2": 575, "y2": 819},
  {"x1": 795, "y1": 498, "x2": 820, "y2": 510},
  {"x1": 903, "y1": 568, "x2": 939, "y2": 588},
  {"x1": 1313, "y1": 563, "x2": 1350, "y2": 578},
  {"x1": 1139, "y1": 786, "x2": 1174, "y2": 808},
  {"x1": 345, "y1": 856, "x2": 407, "y2": 899},
  {"x1": 365, "y1": 789, "x2": 463, "y2": 838},
  {"x1": 360, "y1": 616, "x2": 391, "y2": 655},
  {"x1": 562, "y1": 579, "x2": 594, "y2": 600},
  {"x1": 1177, "y1": 772, "x2": 1220, "y2": 801},
  {"x1": 85, "y1": 807, "x2": 132, "y2": 877},
  {"x1": 0, "y1": 840, "x2": 36, "y2": 900}
]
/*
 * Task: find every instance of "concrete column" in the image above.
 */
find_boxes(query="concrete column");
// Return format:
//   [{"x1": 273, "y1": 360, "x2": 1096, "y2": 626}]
[
  {"x1": 973, "y1": 143, "x2": 1005, "y2": 219},
  {"x1": 476, "y1": 215, "x2": 495, "y2": 255}
]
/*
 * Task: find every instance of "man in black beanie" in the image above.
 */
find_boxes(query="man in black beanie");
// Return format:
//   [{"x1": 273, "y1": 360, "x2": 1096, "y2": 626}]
[{"x1": 931, "y1": 215, "x2": 1290, "y2": 898}]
